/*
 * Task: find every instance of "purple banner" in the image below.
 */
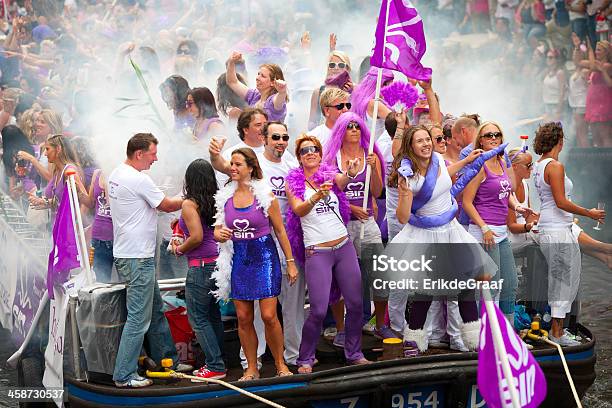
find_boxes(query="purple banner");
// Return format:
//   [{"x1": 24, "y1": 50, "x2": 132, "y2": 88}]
[
  {"x1": 47, "y1": 183, "x2": 81, "y2": 299},
  {"x1": 477, "y1": 300, "x2": 547, "y2": 408},
  {"x1": 371, "y1": 0, "x2": 432, "y2": 81}
]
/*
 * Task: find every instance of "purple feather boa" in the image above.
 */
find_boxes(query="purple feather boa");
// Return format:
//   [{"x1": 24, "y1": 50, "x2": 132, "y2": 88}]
[
  {"x1": 381, "y1": 81, "x2": 419, "y2": 112},
  {"x1": 285, "y1": 164, "x2": 351, "y2": 269}
]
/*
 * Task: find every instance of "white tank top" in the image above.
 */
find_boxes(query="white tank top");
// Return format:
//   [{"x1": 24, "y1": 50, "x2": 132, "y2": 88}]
[
  {"x1": 301, "y1": 188, "x2": 348, "y2": 246},
  {"x1": 514, "y1": 179, "x2": 530, "y2": 224},
  {"x1": 542, "y1": 70, "x2": 562, "y2": 104},
  {"x1": 534, "y1": 158, "x2": 573, "y2": 229}
]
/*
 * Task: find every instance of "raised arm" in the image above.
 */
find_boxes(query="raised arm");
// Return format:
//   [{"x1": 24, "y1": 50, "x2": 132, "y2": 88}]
[{"x1": 226, "y1": 52, "x2": 250, "y2": 100}]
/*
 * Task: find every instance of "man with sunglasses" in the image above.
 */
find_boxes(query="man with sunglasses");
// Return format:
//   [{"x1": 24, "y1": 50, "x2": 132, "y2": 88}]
[
  {"x1": 210, "y1": 120, "x2": 305, "y2": 368},
  {"x1": 308, "y1": 88, "x2": 351, "y2": 147}
]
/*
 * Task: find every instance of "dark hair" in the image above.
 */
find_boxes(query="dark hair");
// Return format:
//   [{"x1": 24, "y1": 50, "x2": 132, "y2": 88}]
[
  {"x1": 216, "y1": 72, "x2": 248, "y2": 116},
  {"x1": 159, "y1": 75, "x2": 191, "y2": 111},
  {"x1": 183, "y1": 159, "x2": 218, "y2": 227},
  {"x1": 138, "y1": 46, "x2": 161, "y2": 76},
  {"x1": 534, "y1": 122, "x2": 564, "y2": 154},
  {"x1": 127, "y1": 133, "x2": 158, "y2": 157},
  {"x1": 189, "y1": 87, "x2": 219, "y2": 119},
  {"x1": 230, "y1": 148, "x2": 263, "y2": 181},
  {"x1": 176, "y1": 40, "x2": 199, "y2": 58},
  {"x1": 237, "y1": 108, "x2": 267, "y2": 141},
  {"x1": 262, "y1": 121, "x2": 287, "y2": 137},
  {"x1": 1, "y1": 125, "x2": 34, "y2": 177},
  {"x1": 15, "y1": 93, "x2": 36, "y2": 118},
  {"x1": 462, "y1": 113, "x2": 481, "y2": 126},
  {"x1": 71, "y1": 136, "x2": 97, "y2": 169},
  {"x1": 384, "y1": 111, "x2": 398, "y2": 136}
]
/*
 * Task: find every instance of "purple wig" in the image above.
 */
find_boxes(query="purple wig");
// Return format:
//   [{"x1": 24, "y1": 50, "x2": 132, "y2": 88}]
[
  {"x1": 322, "y1": 112, "x2": 385, "y2": 183},
  {"x1": 350, "y1": 67, "x2": 394, "y2": 119}
]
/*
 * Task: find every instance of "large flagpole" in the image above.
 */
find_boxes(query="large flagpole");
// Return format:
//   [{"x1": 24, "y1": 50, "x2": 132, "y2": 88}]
[
  {"x1": 361, "y1": 0, "x2": 391, "y2": 239},
  {"x1": 482, "y1": 288, "x2": 522, "y2": 408}
]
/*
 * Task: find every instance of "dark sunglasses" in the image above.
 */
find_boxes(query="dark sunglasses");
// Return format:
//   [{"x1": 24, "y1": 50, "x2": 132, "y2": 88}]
[
  {"x1": 435, "y1": 135, "x2": 452, "y2": 143},
  {"x1": 524, "y1": 162, "x2": 534, "y2": 169},
  {"x1": 482, "y1": 132, "x2": 503, "y2": 140},
  {"x1": 185, "y1": 100, "x2": 194, "y2": 108},
  {"x1": 270, "y1": 133, "x2": 290, "y2": 141},
  {"x1": 177, "y1": 49, "x2": 192, "y2": 55},
  {"x1": 328, "y1": 102, "x2": 352, "y2": 110},
  {"x1": 347, "y1": 122, "x2": 360, "y2": 130},
  {"x1": 328, "y1": 62, "x2": 347, "y2": 69},
  {"x1": 299, "y1": 145, "x2": 320, "y2": 156}
]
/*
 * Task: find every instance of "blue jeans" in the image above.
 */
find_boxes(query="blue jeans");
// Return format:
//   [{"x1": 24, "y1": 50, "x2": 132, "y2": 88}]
[
  {"x1": 113, "y1": 257, "x2": 178, "y2": 382},
  {"x1": 571, "y1": 18, "x2": 588, "y2": 42},
  {"x1": 484, "y1": 238, "x2": 518, "y2": 315},
  {"x1": 184, "y1": 263, "x2": 225, "y2": 372},
  {"x1": 158, "y1": 240, "x2": 187, "y2": 279},
  {"x1": 92, "y1": 239, "x2": 113, "y2": 283}
]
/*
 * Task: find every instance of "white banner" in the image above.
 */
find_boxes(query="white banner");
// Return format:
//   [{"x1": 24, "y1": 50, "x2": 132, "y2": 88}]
[{"x1": 43, "y1": 272, "x2": 86, "y2": 408}]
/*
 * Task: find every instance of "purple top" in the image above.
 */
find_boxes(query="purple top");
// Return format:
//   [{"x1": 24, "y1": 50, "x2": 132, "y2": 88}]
[
  {"x1": 245, "y1": 88, "x2": 287, "y2": 122},
  {"x1": 224, "y1": 198, "x2": 271, "y2": 241},
  {"x1": 91, "y1": 171, "x2": 113, "y2": 242},
  {"x1": 178, "y1": 216, "x2": 218, "y2": 260},
  {"x1": 336, "y1": 155, "x2": 373, "y2": 220},
  {"x1": 471, "y1": 159, "x2": 512, "y2": 226},
  {"x1": 44, "y1": 165, "x2": 75, "y2": 204},
  {"x1": 193, "y1": 117, "x2": 224, "y2": 141},
  {"x1": 83, "y1": 167, "x2": 96, "y2": 191}
]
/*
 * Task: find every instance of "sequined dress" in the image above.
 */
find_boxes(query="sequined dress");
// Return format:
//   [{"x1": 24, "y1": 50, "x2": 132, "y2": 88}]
[{"x1": 224, "y1": 197, "x2": 281, "y2": 300}]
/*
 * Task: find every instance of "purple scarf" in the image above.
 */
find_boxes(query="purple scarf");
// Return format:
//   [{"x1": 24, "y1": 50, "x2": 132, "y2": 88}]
[{"x1": 285, "y1": 164, "x2": 351, "y2": 269}]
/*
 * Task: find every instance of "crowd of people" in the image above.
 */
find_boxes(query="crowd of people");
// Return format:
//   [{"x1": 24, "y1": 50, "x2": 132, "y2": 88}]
[{"x1": 0, "y1": 0, "x2": 610, "y2": 390}]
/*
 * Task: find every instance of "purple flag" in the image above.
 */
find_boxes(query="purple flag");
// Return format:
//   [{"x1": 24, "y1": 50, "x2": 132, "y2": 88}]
[
  {"x1": 478, "y1": 300, "x2": 547, "y2": 408},
  {"x1": 47, "y1": 183, "x2": 80, "y2": 299},
  {"x1": 371, "y1": 0, "x2": 432, "y2": 81}
]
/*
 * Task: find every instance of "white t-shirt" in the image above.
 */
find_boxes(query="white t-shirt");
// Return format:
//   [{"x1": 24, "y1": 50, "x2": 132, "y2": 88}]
[
  {"x1": 108, "y1": 163, "x2": 165, "y2": 258},
  {"x1": 258, "y1": 152, "x2": 299, "y2": 217},
  {"x1": 301, "y1": 188, "x2": 347, "y2": 246},
  {"x1": 216, "y1": 141, "x2": 265, "y2": 186},
  {"x1": 308, "y1": 124, "x2": 332, "y2": 148}
]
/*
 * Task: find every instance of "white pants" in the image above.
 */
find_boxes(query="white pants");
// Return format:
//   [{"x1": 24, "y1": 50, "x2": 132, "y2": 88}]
[
  {"x1": 425, "y1": 300, "x2": 462, "y2": 342},
  {"x1": 539, "y1": 228, "x2": 581, "y2": 319}
]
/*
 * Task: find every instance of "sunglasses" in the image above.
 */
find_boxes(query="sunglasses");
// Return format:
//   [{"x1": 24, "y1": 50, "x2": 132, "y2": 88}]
[
  {"x1": 524, "y1": 162, "x2": 534, "y2": 169},
  {"x1": 435, "y1": 135, "x2": 452, "y2": 143},
  {"x1": 482, "y1": 132, "x2": 503, "y2": 140},
  {"x1": 185, "y1": 100, "x2": 194, "y2": 108},
  {"x1": 270, "y1": 133, "x2": 290, "y2": 141},
  {"x1": 328, "y1": 62, "x2": 347, "y2": 69},
  {"x1": 328, "y1": 102, "x2": 352, "y2": 110},
  {"x1": 177, "y1": 49, "x2": 192, "y2": 55},
  {"x1": 299, "y1": 145, "x2": 320, "y2": 156},
  {"x1": 346, "y1": 122, "x2": 360, "y2": 130}
]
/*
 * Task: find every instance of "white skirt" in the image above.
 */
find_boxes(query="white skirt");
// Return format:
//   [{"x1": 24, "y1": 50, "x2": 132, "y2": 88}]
[{"x1": 384, "y1": 219, "x2": 498, "y2": 295}]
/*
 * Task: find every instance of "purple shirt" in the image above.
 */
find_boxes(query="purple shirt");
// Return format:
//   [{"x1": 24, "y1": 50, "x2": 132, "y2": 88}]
[
  {"x1": 245, "y1": 88, "x2": 287, "y2": 122},
  {"x1": 471, "y1": 158, "x2": 512, "y2": 226},
  {"x1": 178, "y1": 216, "x2": 218, "y2": 260},
  {"x1": 224, "y1": 198, "x2": 271, "y2": 241},
  {"x1": 91, "y1": 171, "x2": 113, "y2": 242},
  {"x1": 336, "y1": 154, "x2": 373, "y2": 220},
  {"x1": 193, "y1": 117, "x2": 224, "y2": 141}
]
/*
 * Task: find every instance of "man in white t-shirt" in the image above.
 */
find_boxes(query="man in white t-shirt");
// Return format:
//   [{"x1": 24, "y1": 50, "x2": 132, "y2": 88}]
[
  {"x1": 107, "y1": 133, "x2": 191, "y2": 388},
  {"x1": 308, "y1": 88, "x2": 350, "y2": 148},
  {"x1": 209, "y1": 121, "x2": 304, "y2": 367},
  {"x1": 212, "y1": 108, "x2": 267, "y2": 185}
]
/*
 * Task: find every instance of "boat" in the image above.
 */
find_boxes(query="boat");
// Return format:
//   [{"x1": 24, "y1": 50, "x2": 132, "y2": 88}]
[{"x1": 1, "y1": 187, "x2": 596, "y2": 408}]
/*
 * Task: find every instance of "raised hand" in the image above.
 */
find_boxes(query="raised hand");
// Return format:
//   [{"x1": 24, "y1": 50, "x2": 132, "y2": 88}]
[
  {"x1": 329, "y1": 33, "x2": 337, "y2": 52},
  {"x1": 273, "y1": 79, "x2": 287, "y2": 93}
]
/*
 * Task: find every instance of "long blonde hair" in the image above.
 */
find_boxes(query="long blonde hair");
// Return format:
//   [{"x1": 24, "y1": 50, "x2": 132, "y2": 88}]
[
  {"x1": 46, "y1": 134, "x2": 80, "y2": 179},
  {"x1": 388, "y1": 125, "x2": 431, "y2": 188},
  {"x1": 18, "y1": 108, "x2": 41, "y2": 143},
  {"x1": 473, "y1": 121, "x2": 504, "y2": 150}
]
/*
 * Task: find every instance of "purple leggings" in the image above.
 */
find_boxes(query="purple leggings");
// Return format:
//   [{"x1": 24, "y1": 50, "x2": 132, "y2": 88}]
[
  {"x1": 297, "y1": 238, "x2": 364, "y2": 365},
  {"x1": 408, "y1": 292, "x2": 479, "y2": 330}
]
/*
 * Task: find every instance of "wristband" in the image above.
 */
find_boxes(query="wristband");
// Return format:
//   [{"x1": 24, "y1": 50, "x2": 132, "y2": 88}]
[
  {"x1": 286, "y1": 258, "x2": 295, "y2": 263},
  {"x1": 481, "y1": 224, "x2": 491, "y2": 234}
]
